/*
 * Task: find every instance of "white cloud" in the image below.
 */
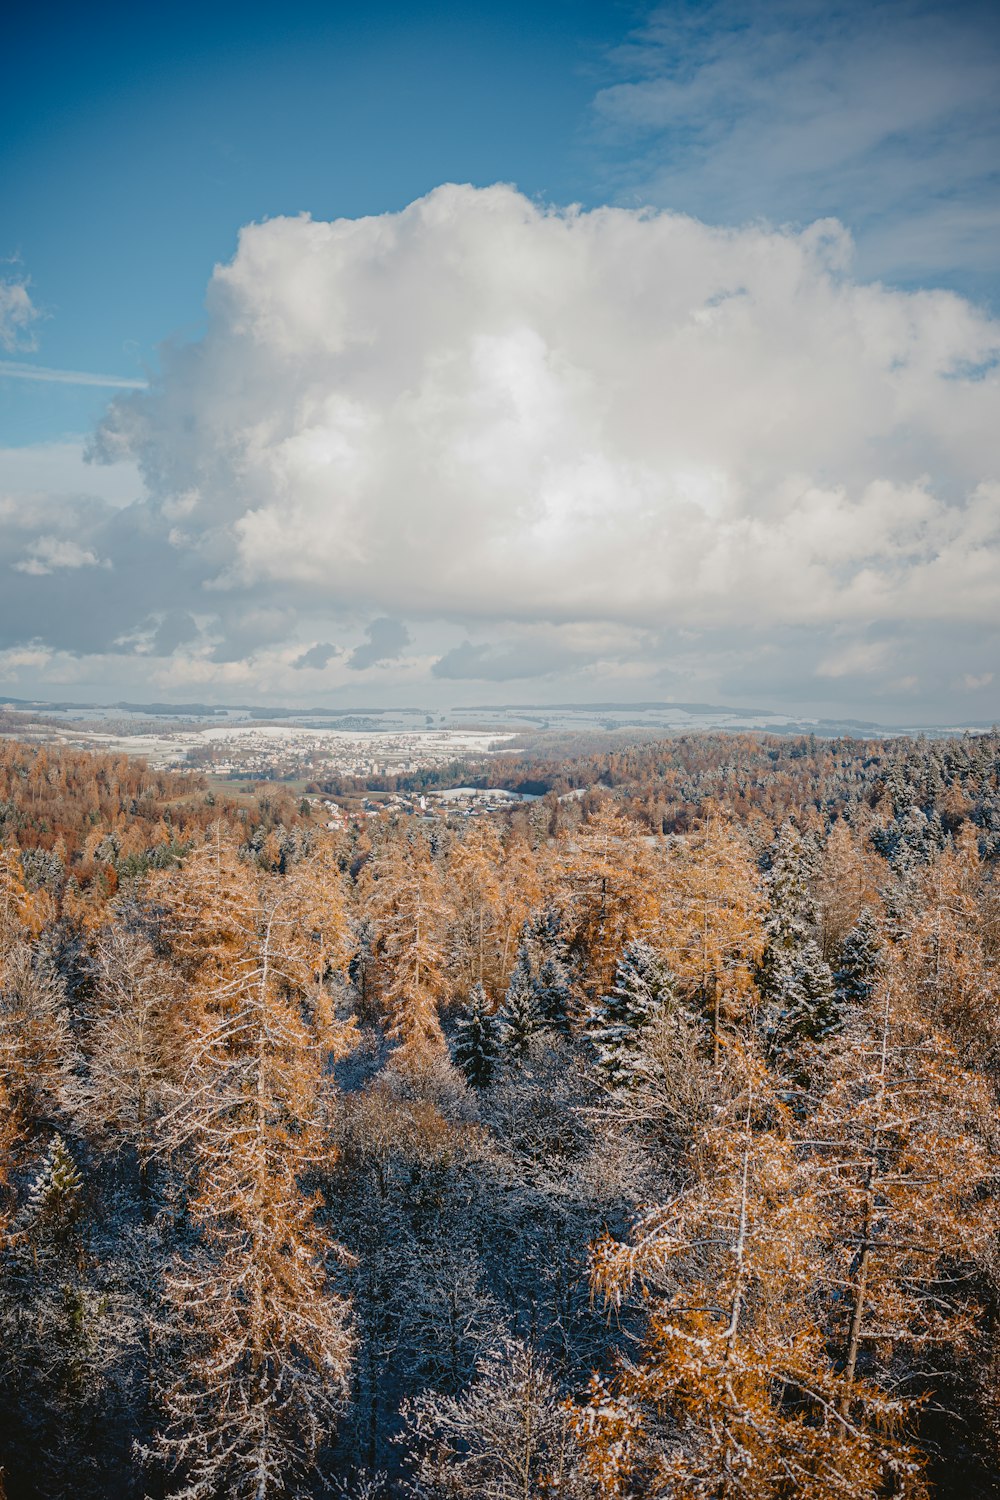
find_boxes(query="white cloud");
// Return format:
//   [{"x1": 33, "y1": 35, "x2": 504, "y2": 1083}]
[
  {"x1": 94, "y1": 185, "x2": 999, "y2": 647},
  {"x1": 0, "y1": 180, "x2": 984, "y2": 717},
  {"x1": 12, "y1": 536, "x2": 105, "y2": 575},
  {"x1": 0, "y1": 360, "x2": 147, "y2": 388},
  {"x1": 0, "y1": 278, "x2": 39, "y2": 353}
]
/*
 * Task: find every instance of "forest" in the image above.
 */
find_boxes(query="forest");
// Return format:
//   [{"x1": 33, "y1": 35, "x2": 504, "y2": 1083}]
[{"x1": 1, "y1": 729, "x2": 1000, "y2": 1498}]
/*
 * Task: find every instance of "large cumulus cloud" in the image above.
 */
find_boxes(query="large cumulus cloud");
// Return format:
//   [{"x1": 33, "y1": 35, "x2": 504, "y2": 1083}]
[{"x1": 7, "y1": 183, "x2": 1000, "y2": 712}]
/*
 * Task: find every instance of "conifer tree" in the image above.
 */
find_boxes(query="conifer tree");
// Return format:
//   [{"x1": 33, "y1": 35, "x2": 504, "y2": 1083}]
[
  {"x1": 82, "y1": 924, "x2": 185, "y2": 1176},
  {"x1": 447, "y1": 820, "x2": 504, "y2": 992},
  {"x1": 656, "y1": 816, "x2": 765, "y2": 1065},
  {"x1": 364, "y1": 835, "x2": 448, "y2": 1065},
  {"x1": 583, "y1": 940, "x2": 674, "y2": 1091},
  {"x1": 149, "y1": 841, "x2": 357, "y2": 1499},
  {"x1": 24, "y1": 1133, "x2": 83, "y2": 1242},
  {"x1": 813, "y1": 819, "x2": 879, "y2": 960},
  {"x1": 583, "y1": 1051, "x2": 919, "y2": 1498},
  {"x1": 0, "y1": 940, "x2": 79, "y2": 1131},
  {"x1": 562, "y1": 805, "x2": 660, "y2": 996},
  {"x1": 833, "y1": 907, "x2": 883, "y2": 1010},
  {"x1": 757, "y1": 824, "x2": 837, "y2": 1058},
  {"x1": 809, "y1": 955, "x2": 993, "y2": 1432},
  {"x1": 452, "y1": 983, "x2": 501, "y2": 1089},
  {"x1": 498, "y1": 956, "x2": 545, "y2": 1059}
]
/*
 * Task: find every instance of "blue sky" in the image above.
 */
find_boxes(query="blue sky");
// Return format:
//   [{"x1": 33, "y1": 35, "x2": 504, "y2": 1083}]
[
  {"x1": 1, "y1": 0, "x2": 999, "y2": 717},
  {"x1": 1, "y1": 0, "x2": 626, "y2": 442}
]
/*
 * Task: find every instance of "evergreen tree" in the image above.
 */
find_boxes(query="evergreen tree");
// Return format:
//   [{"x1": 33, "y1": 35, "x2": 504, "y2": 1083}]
[
  {"x1": 583, "y1": 940, "x2": 674, "y2": 1091},
  {"x1": 757, "y1": 824, "x2": 836, "y2": 1055},
  {"x1": 498, "y1": 957, "x2": 545, "y2": 1059},
  {"x1": 25, "y1": 1133, "x2": 83, "y2": 1242},
  {"x1": 833, "y1": 907, "x2": 882, "y2": 1009},
  {"x1": 453, "y1": 983, "x2": 501, "y2": 1089},
  {"x1": 762, "y1": 937, "x2": 837, "y2": 1053},
  {"x1": 535, "y1": 953, "x2": 573, "y2": 1034}
]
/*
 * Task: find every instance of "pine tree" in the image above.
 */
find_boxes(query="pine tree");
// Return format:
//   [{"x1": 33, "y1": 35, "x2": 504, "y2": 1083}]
[
  {"x1": 583, "y1": 940, "x2": 674, "y2": 1091},
  {"x1": 761, "y1": 937, "x2": 837, "y2": 1056},
  {"x1": 25, "y1": 1133, "x2": 82, "y2": 1242},
  {"x1": 535, "y1": 952, "x2": 573, "y2": 1034},
  {"x1": 833, "y1": 907, "x2": 882, "y2": 1009},
  {"x1": 757, "y1": 824, "x2": 836, "y2": 1059},
  {"x1": 453, "y1": 983, "x2": 501, "y2": 1089},
  {"x1": 498, "y1": 956, "x2": 545, "y2": 1059}
]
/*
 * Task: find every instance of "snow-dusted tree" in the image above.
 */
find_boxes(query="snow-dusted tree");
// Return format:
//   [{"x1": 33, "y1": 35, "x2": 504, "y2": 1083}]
[
  {"x1": 757, "y1": 824, "x2": 837, "y2": 1060},
  {"x1": 496, "y1": 908, "x2": 575, "y2": 1046},
  {"x1": 0, "y1": 940, "x2": 79, "y2": 1131},
  {"x1": 813, "y1": 819, "x2": 880, "y2": 961},
  {"x1": 761, "y1": 937, "x2": 838, "y2": 1060},
  {"x1": 809, "y1": 954, "x2": 993, "y2": 1430},
  {"x1": 400, "y1": 1336, "x2": 593, "y2": 1498},
  {"x1": 583, "y1": 940, "x2": 675, "y2": 1091},
  {"x1": 447, "y1": 819, "x2": 504, "y2": 993},
  {"x1": 0, "y1": 846, "x2": 50, "y2": 966},
  {"x1": 23, "y1": 1132, "x2": 82, "y2": 1243},
  {"x1": 583, "y1": 1050, "x2": 919, "y2": 1499},
  {"x1": 895, "y1": 827, "x2": 1000, "y2": 1069},
  {"x1": 147, "y1": 841, "x2": 357, "y2": 1499},
  {"x1": 534, "y1": 951, "x2": 573, "y2": 1035},
  {"x1": 832, "y1": 908, "x2": 883, "y2": 1010},
  {"x1": 364, "y1": 835, "x2": 448, "y2": 1065},
  {"x1": 453, "y1": 983, "x2": 501, "y2": 1089},
  {"x1": 656, "y1": 816, "x2": 765, "y2": 1064},
  {"x1": 82, "y1": 923, "x2": 185, "y2": 1178},
  {"x1": 561, "y1": 805, "x2": 661, "y2": 996},
  {"x1": 0, "y1": 1128, "x2": 137, "y2": 1500},
  {"x1": 498, "y1": 956, "x2": 546, "y2": 1060},
  {"x1": 349, "y1": 916, "x2": 382, "y2": 1027},
  {"x1": 494, "y1": 831, "x2": 548, "y2": 989}
]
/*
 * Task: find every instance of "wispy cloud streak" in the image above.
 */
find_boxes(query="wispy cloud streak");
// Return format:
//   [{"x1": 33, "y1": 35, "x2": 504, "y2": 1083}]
[{"x1": 0, "y1": 360, "x2": 148, "y2": 389}]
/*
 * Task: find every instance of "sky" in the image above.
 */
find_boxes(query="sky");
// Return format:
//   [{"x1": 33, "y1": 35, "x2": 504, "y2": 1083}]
[{"x1": 1, "y1": 0, "x2": 999, "y2": 721}]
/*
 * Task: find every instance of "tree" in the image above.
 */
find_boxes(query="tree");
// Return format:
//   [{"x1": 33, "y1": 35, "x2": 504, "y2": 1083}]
[
  {"x1": 583, "y1": 940, "x2": 675, "y2": 1092},
  {"x1": 498, "y1": 957, "x2": 546, "y2": 1060},
  {"x1": 453, "y1": 983, "x2": 501, "y2": 1089},
  {"x1": 656, "y1": 817, "x2": 765, "y2": 1065},
  {"x1": 584, "y1": 1051, "x2": 920, "y2": 1498},
  {"x1": 148, "y1": 841, "x2": 357, "y2": 1499},
  {"x1": 400, "y1": 1337, "x2": 593, "y2": 1499},
  {"x1": 808, "y1": 954, "x2": 993, "y2": 1435},
  {"x1": 561, "y1": 805, "x2": 661, "y2": 997},
  {"x1": 82, "y1": 923, "x2": 185, "y2": 1179},
  {"x1": 0, "y1": 940, "x2": 79, "y2": 1133},
  {"x1": 447, "y1": 820, "x2": 505, "y2": 994},
  {"x1": 364, "y1": 836, "x2": 449, "y2": 1066},
  {"x1": 813, "y1": 821, "x2": 880, "y2": 962},
  {"x1": 757, "y1": 824, "x2": 837, "y2": 1061},
  {"x1": 833, "y1": 908, "x2": 883, "y2": 1011}
]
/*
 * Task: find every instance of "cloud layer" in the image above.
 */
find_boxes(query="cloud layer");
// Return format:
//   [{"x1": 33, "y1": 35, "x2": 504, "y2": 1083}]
[{"x1": 2, "y1": 184, "x2": 999, "y2": 713}]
